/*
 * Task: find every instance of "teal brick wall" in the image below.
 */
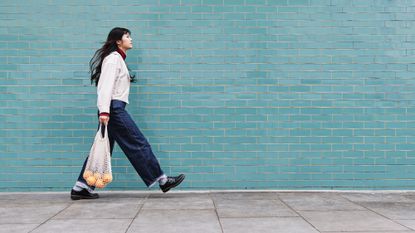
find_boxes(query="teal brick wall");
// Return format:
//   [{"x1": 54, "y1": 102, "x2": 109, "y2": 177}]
[{"x1": 1, "y1": 0, "x2": 415, "y2": 191}]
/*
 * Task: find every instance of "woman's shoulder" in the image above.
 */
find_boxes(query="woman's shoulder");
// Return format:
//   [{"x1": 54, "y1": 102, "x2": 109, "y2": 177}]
[{"x1": 103, "y1": 51, "x2": 122, "y2": 64}]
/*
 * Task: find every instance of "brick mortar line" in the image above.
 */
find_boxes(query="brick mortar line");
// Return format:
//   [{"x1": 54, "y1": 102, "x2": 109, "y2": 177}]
[{"x1": 1, "y1": 190, "x2": 415, "y2": 194}]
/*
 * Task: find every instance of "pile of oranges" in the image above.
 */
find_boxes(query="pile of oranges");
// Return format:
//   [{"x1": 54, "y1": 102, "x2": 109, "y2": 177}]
[{"x1": 83, "y1": 170, "x2": 112, "y2": 188}]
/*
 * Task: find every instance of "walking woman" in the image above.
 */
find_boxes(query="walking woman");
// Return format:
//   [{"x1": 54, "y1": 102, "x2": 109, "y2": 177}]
[{"x1": 71, "y1": 27, "x2": 185, "y2": 200}]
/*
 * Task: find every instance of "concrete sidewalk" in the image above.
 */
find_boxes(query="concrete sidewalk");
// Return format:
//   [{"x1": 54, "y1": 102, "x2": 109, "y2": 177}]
[{"x1": 1, "y1": 190, "x2": 415, "y2": 233}]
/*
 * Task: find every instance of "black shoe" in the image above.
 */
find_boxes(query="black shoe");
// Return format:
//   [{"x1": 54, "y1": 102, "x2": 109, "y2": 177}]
[
  {"x1": 159, "y1": 174, "x2": 185, "y2": 193},
  {"x1": 70, "y1": 188, "x2": 99, "y2": 200}
]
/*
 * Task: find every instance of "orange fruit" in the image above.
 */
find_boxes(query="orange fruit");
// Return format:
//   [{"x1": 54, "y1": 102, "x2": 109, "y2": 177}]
[
  {"x1": 93, "y1": 172, "x2": 102, "y2": 179},
  {"x1": 103, "y1": 173, "x2": 113, "y2": 183},
  {"x1": 83, "y1": 170, "x2": 93, "y2": 180},
  {"x1": 95, "y1": 179, "x2": 105, "y2": 188},
  {"x1": 86, "y1": 176, "x2": 96, "y2": 186}
]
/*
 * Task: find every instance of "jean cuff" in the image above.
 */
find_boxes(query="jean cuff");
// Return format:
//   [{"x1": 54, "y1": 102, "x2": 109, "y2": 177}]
[{"x1": 148, "y1": 174, "x2": 167, "y2": 188}]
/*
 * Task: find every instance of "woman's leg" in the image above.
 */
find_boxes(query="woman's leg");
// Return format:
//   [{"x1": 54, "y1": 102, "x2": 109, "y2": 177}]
[{"x1": 108, "y1": 102, "x2": 165, "y2": 188}]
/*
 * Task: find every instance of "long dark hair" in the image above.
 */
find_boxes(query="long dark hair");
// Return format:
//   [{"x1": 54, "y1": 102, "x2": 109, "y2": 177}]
[{"x1": 89, "y1": 27, "x2": 136, "y2": 86}]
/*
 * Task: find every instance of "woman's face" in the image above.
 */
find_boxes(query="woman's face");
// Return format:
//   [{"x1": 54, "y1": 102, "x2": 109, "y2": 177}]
[{"x1": 117, "y1": 33, "x2": 133, "y2": 50}]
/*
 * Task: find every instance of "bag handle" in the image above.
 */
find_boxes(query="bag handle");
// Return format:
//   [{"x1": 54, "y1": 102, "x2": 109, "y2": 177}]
[{"x1": 99, "y1": 122, "x2": 107, "y2": 139}]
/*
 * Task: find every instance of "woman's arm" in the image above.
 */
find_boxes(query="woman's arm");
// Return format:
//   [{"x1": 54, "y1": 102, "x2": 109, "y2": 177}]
[{"x1": 97, "y1": 54, "x2": 118, "y2": 123}]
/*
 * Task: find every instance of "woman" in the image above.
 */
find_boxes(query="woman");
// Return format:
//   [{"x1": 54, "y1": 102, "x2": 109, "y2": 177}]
[{"x1": 71, "y1": 27, "x2": 185, "y2": 200}]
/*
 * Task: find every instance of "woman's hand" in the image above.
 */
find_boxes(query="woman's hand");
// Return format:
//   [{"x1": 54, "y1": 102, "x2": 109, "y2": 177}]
[{"x1": 99, "y1": 115, "x2": 109, "y2": 125}]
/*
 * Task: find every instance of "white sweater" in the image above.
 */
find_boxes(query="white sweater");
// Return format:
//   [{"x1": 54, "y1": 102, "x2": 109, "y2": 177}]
[{"x1": 97, "y1": 51, "x2": 130, "y2": 114}]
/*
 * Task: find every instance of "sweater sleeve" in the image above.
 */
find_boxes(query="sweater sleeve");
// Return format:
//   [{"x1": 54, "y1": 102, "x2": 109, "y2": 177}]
[{"x1": 97, "y1": 55, "x2": 118, "y2": 114}]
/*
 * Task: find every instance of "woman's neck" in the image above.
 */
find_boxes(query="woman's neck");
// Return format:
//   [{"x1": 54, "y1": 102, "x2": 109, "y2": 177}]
[
  {"x1": 116, "y1": 47, "x2": 127, "y2": 60},
  {"x1": 118, "y1": 47, "x2": 127, "y2": 54}
]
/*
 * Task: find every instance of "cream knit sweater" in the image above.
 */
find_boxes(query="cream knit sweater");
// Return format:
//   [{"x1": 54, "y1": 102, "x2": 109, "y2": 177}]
[{"x1": 97, "y1": 51, "x2": 130, "y2": 114}]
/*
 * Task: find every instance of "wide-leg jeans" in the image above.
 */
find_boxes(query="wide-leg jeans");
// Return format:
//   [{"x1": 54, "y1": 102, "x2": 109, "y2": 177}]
[{"x1": 77, "y1": 100, "x2": 165, "y2": 189}]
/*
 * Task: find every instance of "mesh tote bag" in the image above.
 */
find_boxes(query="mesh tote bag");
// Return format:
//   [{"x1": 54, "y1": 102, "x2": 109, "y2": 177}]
[{"x1": 83, "y1": 123, "x2": 113, "y2": 188}]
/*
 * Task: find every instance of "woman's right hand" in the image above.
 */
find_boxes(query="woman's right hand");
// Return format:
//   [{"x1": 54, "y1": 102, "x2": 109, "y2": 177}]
[{"x1": 99, "y1": 115, "x2": 109, "y2": 125}]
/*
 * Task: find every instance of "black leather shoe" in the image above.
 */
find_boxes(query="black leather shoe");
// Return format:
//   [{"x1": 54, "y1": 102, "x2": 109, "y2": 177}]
[
  {"x1": 160, "y1": 174, "x2": 185, "y2": 193},
  {"x1": 70, "y1": 188, "x2": 99, "y2": 200}
]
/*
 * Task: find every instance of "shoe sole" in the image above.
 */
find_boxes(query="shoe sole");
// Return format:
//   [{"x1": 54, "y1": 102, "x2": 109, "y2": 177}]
[
  {"x1": 70, "y1": 194, "x2": 99, "y2": 200},
  {"x1": 162, "y1": 174, "x2": 185, "y2": 193}
]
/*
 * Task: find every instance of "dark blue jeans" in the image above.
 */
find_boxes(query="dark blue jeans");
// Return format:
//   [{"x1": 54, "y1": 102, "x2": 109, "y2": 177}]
[{"x1": 77, "y1": 100, "x2": 165, "y2": 189}]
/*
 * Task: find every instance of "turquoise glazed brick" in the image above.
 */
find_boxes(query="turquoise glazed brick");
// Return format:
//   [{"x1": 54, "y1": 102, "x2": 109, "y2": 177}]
[{"x1": 0, "y1": 0, "x2": 414, "y2": 191}]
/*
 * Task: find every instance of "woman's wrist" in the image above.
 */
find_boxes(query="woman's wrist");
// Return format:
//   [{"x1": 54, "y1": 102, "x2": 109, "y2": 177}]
[{"x1": 99, "y1": 112, "x2": 110, "y2": 117}]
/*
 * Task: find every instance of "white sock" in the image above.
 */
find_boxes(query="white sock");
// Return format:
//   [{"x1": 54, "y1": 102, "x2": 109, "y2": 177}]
[
  {"x1": 158, "y1": 174, "x2": 168, "y2": 185},
  {"x1": 72, "y1": 184, "x2": 82, "y2": 191},
  {"x1": 73, "y1": 181, "x2": 94, "y2": 193}
]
